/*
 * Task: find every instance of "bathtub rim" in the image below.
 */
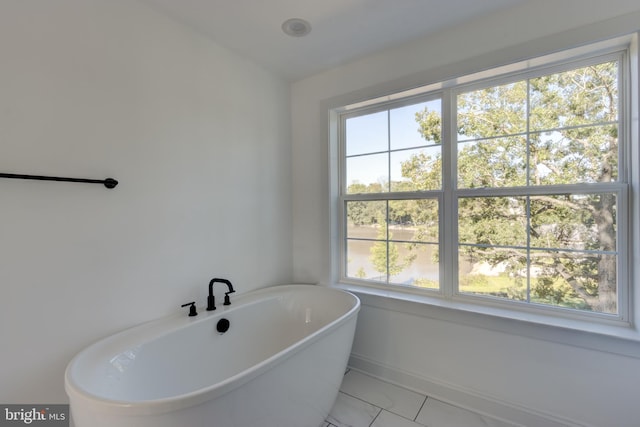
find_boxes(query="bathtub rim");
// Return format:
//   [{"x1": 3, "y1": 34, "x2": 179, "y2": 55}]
[{"x1": 64, "y1": 283, "x2": 360, "y2": 416}]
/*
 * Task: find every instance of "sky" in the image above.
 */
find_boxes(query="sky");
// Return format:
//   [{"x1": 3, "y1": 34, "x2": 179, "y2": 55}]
[{"x1": 345, "y1": 99, "x2": 441, "y2": 188}]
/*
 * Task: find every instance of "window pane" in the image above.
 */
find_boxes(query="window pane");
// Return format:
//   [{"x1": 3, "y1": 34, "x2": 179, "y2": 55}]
[
  {"x1": 390, "y1": 242, "x2": 439, "y2": 289},
  {"x1": 391, "y1": 146, "x2": 441, "y2": 191},
  {"x1": 346, "y1": 200, "x2": 440, "y2": 287},
  {"x1": 530, "y1": 251, "x2": 617, "y2": 314},
  {"x1": 530, "y1": 125, "x2": 618, "y2": 185},
  {"x1": 391, "y1": 99, "x2": 441, "y2": 149},
  {"x1": 346, "y1": 111, "x2": 388, "y2": 156},
  {"x1": 369, "y1": 238, "x2": 414, "y2": 283},
  {"x1": 457, "y1": 81, "x2": 527, "y2": 141},
  {"x1": 458, "y1": 136, "x2": 527, "y2": 188},
  {"x1": 346, "y1": 238, "x2": 421, "y2": 284},
  {"x1": 459, "y1": 247, "x2": 527, "y2": 300},
  {"x1": 458, "y1": 192, "x2": 618, "y2": 314},
  {"x1": 458, "y1": 196, "x2": 527, "y2": 247},
  {"x1": 346, "y1": 153, "x2": 388, "y2": 193},
  {"x1": 346, "y1": 201, "x2": 386, "y2": 237},
  {"x1": 530, "y1": 61, "x2": 618, "y2": 131},
  {"x1": 389, "y1": 199, "x2": 438, "y2": 243},
  {"x1": 346, "y1": 239, "x2": 386, "y2": 282},
  {"x1": 530, "y1": 193, "x2": 617, "y2": 251}
]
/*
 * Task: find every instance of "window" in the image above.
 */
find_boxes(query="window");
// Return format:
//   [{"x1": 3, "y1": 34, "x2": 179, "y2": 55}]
[{"x1": 337, "y1": 39, "x2": 635, "y2": 322}]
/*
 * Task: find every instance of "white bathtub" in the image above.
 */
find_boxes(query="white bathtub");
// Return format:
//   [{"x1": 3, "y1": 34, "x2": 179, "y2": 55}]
[{"x1": 65, "y1": 284, "x2": 360, "y2": 427}]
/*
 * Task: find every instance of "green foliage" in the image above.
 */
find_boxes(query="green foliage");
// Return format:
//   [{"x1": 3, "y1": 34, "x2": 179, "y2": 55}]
[
  {"x1": 415, "y1": 109, "x2": 442, "y2": 143},
  {"x1": 402, "y1": 61, "x2": 619, "y2": 313},
  {"x1": 457, "y1": 81, "x2": 528, "y2": 140},
  {"x1": 400, "y1": 153, "x2": 441, "y2": 190},
  {"x1": 532, "y1": 276, "x2": 590, "y2": 310},
  {"x1": 346, "y1": 199, "x2": 385, "y2": 226},
  {"x1": 370, "y1": 225, "x2": 416, "y2": 277}
]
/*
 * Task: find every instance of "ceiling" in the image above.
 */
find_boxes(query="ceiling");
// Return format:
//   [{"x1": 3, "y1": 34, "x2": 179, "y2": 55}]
[{"x1": 142, "y1": 0, "x2": 527, "y2": 81}]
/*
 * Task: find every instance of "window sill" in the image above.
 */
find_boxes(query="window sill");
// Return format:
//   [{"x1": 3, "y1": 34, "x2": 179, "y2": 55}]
[{"x1": 333, "y1": 281, "x2": 640, "y2": 359}]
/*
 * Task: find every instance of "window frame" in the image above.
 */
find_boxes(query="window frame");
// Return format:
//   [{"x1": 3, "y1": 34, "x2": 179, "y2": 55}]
[{"x1": 335, "y1": 37, "x2": 635, "y2": 327}]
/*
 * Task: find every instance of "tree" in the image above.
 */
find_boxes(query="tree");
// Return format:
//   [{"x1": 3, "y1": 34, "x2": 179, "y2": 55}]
[
  {"x1": 370, "y1": 223, "x2": 416, "y2": 279},
  {"x1": 403, "y1": 61, "x2": 619, "y2": 313}
]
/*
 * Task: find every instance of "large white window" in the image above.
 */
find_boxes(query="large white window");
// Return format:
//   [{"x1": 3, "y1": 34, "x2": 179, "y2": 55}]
[{"x1": 337, "y1": 38, "x2": 636, "y2": 323}]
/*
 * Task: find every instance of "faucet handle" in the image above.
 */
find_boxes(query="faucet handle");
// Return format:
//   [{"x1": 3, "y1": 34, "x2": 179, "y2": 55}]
[
  {"x1": 181, "y1": 302, "x2": 198, "y2": 317},
  {"x1": 223, "y1": 290, "x2": 234, "y2": 306}
]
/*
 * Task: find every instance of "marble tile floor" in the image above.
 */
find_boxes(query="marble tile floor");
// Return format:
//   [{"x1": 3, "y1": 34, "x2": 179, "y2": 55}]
[{"x1": 324, "y1": 369, "x2": 519, "y2": 427}]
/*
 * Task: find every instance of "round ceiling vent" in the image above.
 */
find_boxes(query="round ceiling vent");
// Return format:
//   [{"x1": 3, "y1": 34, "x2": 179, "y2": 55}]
[{"x1": 281, "y1": 18, "x2": 311, "y2": 37}]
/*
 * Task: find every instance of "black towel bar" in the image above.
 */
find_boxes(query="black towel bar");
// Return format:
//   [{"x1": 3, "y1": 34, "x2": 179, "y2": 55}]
[{"x1": 0, "y1": 173, "x2": 118, "y2": 189}]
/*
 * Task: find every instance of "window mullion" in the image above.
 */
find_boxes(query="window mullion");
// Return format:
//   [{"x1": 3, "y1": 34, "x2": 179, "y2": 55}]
[
  {"x1": 442, "y1": 89, "x2": 455, "y2": 297},
  {"x1": 526, "y1": 79, "x2": 532, "y2": 304},
  {"x1": 386, "y1": 111, "x2": 391, "y2": 282},
  {"x1": 387, "y1": 110, "x2": 391, "y2": 193}
]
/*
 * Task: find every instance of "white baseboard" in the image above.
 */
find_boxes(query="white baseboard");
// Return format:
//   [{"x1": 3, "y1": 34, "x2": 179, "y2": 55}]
[{"x1": 348, "y1": 353, "x2": 590, "y2": 427}]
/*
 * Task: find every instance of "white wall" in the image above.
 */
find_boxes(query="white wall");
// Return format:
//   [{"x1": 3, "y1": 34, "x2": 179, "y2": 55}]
[
  {"x1": 0, "y1": 0, "x2": 291, "y2": 405},
  {"x1": 292, "y1": 1, "x2": 640, "y2": 426}
]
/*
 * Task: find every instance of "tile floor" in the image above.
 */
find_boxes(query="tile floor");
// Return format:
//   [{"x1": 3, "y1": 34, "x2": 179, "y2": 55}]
[{"x1": 324, "y1": 369, "x2": 519, "y2": 427}]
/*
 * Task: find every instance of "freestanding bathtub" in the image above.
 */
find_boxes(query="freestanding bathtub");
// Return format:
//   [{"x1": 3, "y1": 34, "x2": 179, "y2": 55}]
[{"x1": 65, "y1": 284, "x2": 360, "y2": 427}]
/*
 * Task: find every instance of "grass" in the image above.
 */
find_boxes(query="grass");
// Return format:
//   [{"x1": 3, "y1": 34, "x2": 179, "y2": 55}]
[{"x1": 460, "y1": 274, "x2": 523, "y2": 296}]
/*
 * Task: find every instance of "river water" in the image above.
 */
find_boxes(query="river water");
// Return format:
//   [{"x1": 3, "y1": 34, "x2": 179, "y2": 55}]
[{"x1": 346, "y1": 226, "x2": 440, "y2": 288}]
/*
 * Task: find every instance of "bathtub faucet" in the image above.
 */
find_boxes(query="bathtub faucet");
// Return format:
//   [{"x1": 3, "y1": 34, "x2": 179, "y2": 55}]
[{"x1": 207, "y1": 278, "x2": 235, "y2": 311}]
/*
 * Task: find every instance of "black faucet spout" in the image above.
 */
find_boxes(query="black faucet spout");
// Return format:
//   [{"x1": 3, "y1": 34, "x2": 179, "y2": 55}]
[{"x1": 207, "y1": 278, "x2": 235, "y2": 311}]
